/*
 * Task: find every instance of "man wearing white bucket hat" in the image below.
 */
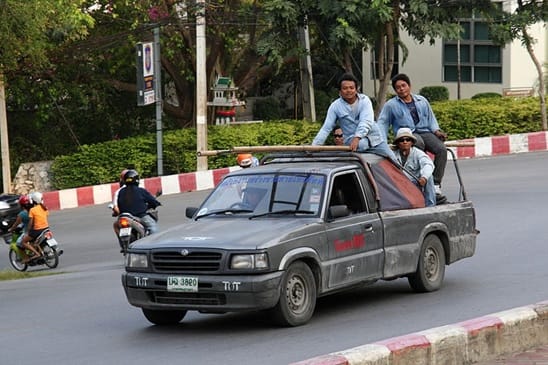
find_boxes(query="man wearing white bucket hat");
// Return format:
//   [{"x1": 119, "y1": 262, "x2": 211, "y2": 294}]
[{"x1": 393, "y1": 128, "x2": 436, "y2": 206}]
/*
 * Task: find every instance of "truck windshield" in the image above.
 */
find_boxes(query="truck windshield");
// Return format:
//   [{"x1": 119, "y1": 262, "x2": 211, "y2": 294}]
[{"x1": 196, "y1": 173, "x2": 326, "y2": 218}]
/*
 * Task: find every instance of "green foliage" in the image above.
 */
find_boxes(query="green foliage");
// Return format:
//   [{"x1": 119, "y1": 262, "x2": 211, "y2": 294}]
[
  {"x1": 471, "y1": 92, "x2": 502, "y2": 100},
  {"x1": 431, "y1": 97, "x2": 542, "y2": 139},
  {"x1": 50, "y1": 120, "x2": 324, "y2": 189},
  {"x1": 0, "y1": 0, "x2": 93, "y2": 73},
  {"x1": 50, "y1": 96, "x2": 543, "y2": 190},
  {"x1": 419, "y1": 86, "x2": 449, "y2": 102}
]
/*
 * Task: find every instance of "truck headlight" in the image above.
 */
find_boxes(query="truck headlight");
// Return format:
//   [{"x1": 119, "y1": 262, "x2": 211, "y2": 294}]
[
  {"x1": 126, "y1": 253, "x2": 148, "y2": 268},
  {"x1": 230, "y1": 253, "x2": 269, "y2": 270}
]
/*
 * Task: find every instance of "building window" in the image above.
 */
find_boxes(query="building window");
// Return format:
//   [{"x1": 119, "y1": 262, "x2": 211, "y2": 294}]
[{"x1": 443, "y1": 11, "x2": 502, "y2": 84}]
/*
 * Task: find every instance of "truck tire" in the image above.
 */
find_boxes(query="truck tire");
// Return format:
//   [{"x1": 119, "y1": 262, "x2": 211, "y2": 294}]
[
  {"x1": 142, "y1": 309, "x2": 187, "y2": 325},
  {"x1": 272, "y1": 261, "x2": 317, "y2": 327},
  {"x1": 408, "y1": 234, "x2": 445, "y2": 292}
]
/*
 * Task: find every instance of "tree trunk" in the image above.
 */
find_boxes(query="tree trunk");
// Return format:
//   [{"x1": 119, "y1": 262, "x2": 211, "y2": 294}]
[
  {"x1": 522, "y1": 27, "x2": 547, "y2": 131},
  {"x1": 0, "y1": 75, "x2": 11, "y2": 193},
  {"x1": 375, "y1": 22, "x2": 395, "y2": 118}
]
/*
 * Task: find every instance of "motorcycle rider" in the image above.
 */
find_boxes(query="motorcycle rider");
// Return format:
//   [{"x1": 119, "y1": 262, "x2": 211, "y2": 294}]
[
  {"x1": 21, "y1": 192, "x2": 49, "y2": 262},
  {"x1": 113, "y1": 169, "x2": 161, "y2": 238},
  {"x1": 7, "y1": 195, "x2": 34, "y2": 261}
]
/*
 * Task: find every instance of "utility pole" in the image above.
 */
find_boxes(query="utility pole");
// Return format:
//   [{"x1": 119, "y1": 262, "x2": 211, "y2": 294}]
[
  {"x1": 196, "y1": 0, "x2": 208, "y2": 171},
  {"x1": 154, "y1": 25, "x2": 163, "y2": 175},
  {"x1": 298, "y1": 15, "x2": 316, "y2": 121},
  {"x1": 0, "y1": 75, "x2": 11, "y2": 193}
]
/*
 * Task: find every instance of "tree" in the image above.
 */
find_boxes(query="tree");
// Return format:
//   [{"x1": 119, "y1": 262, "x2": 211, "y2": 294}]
[
  {"x1": 368, "y1": 0, "x2": 495, "y2": 115},
  {"x1": 488, "y1": 0, "x2": 548, "y2": 131},
  {"x1": 68, "y1": 0, "x2": 282, "y2": 128},
  {"x1": 0, "y1": 0, "x2": 93, "y2": 192}
]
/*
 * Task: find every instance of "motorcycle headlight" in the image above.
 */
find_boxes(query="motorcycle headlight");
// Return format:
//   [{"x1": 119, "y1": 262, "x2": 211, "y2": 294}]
[
  {"x1": 230, "y1": 253, "x2": 269, "y2": 270},
  {"x1": 126, "y1": 253, "x2": 148, "y2": 268}
]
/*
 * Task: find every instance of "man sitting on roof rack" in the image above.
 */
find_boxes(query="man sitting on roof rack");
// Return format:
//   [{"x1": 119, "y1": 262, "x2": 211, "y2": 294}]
[{"x1": 312, "y1": 73, "x2": 396, "y2": 162}]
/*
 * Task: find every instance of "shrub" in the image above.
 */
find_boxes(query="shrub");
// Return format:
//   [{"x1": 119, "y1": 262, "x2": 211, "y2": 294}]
[
  {"x1": 471, "y1": 92, "x2": 502, "y2": 100},
  {"x1": 419, "y1": 86, "x2": 449, "y2": 102},
  {"x1": 49, "y1": 97, "x2": 543, "y2": 190}
]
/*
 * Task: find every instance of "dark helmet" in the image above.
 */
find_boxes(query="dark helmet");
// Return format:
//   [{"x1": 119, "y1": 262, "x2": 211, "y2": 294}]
[{"x1": 123, "y1": 169, "x2": 140, "y2": 185}]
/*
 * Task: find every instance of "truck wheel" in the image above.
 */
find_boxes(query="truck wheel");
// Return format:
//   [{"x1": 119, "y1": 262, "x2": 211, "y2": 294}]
[
  {"x1": 408, "y1": 234, "x2": 445, "y2": 292},
  {"x1": 272, "y1": 261, "x2": 316, "y2": 327},
  {"x1": 142, "y1": 309, "x2": 187, "y2": 325}
]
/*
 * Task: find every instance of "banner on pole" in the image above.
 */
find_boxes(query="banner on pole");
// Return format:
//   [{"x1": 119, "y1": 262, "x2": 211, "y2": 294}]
[{"x1": 136, "y1": 42, "x2": 155, "y2": 106}]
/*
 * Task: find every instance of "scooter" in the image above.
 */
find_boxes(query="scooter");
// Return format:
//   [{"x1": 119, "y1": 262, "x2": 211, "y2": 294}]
[
  {"x1": 2, "y1": 221, "x2": 63, "y2": 272},
  {"x1": 110, "y1": 206, "x2": 159, "y2": 255}
]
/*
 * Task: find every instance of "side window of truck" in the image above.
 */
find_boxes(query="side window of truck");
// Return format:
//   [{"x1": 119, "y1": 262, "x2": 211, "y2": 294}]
[{"x1": 329, "y1": 171, "x2": 367, "y2": 214}]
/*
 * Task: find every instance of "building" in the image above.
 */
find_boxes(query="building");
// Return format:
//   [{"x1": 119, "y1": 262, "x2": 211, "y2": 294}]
[{"x1": 361, "y1": 1, "x2": 547, "y2": 100}]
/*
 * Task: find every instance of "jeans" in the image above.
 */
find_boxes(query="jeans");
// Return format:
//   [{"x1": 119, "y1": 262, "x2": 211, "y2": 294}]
[
  {"x1": 421, "y1": 176, "x2": 436, "y2": 207},
  {"x1": 140, "y1": 214, "x2": 158, "y2": 234},
  {"x1": 413, "y1": 132, "x2": 447, "y2": 186},
  {"x1": 357, "y1": 139, "x2": 398, "y2": 163}
]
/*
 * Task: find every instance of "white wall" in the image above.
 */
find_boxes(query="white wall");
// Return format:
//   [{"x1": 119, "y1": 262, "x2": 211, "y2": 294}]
[{"x1": 361, "y1": 11, "x2": 546, "y2": 100}]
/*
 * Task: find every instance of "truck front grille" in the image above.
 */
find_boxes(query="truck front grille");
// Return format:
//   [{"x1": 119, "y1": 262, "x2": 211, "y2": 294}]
[
  {"x1": 151, "y1": 250, "x2": 223, "y2": 273},
  {"x1": 150, "y1": 291, "x2": 226, "y2": 306}
]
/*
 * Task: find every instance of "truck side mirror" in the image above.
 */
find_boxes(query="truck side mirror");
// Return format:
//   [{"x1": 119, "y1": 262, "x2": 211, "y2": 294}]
[
  {"x1": 328, "y1": 205, "x2": 351, "y2": 220},
  {"x1": 185, "y1": 207, "x2": 198, "y2": 219}
]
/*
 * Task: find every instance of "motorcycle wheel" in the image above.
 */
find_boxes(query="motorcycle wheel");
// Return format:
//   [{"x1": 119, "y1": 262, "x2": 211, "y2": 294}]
[
  {"x1": 42, "y1": 245, "x2": 59, "y2": 269},
  {"x1": 9, "y1": 249, "x2": 28, "y2": 272}
]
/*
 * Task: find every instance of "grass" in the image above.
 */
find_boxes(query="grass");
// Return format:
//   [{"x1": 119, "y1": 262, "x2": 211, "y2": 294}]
[{"x1": 0, "y1": 269, "x2": 64, "y2": 281}]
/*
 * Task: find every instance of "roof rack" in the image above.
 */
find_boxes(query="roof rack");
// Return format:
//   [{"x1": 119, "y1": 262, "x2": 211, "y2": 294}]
[{"x1": 197, "y1": 141, "x2": 474, "y2": 157}]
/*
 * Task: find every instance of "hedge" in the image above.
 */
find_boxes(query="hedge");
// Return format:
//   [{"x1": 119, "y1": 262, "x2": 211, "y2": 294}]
[{"x1": 50, "y1": 97, "x2": 544, "y2": 190}]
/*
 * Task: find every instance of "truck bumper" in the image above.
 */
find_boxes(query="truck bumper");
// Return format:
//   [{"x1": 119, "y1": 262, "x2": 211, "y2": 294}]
[{"x1": 122, "y1": 271, "x2": 284, "y2": 312}]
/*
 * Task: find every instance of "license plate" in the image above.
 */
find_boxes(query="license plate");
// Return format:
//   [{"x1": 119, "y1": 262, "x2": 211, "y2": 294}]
[
  {"x1": 119, "y1": 227, "x2": 131, "y2": 237},
  {"x1": 167, "y1": 276, "x2": 198, "y2": 292},
  {"x1": 46, "y1": 238, "x2": 58, "y2": 247}
]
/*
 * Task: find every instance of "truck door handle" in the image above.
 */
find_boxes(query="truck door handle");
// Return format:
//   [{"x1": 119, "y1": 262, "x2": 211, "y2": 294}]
[{"x1": 362, "y1": 224, "x2": 373, "y2": 232}]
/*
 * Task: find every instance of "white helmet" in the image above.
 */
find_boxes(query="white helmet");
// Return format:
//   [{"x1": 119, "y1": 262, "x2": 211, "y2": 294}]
[{"x1": 30, "y1": 191, "x2": 43, "y2": 205}]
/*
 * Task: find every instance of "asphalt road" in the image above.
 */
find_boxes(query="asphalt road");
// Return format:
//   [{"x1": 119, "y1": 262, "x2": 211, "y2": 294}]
[{"x1": 0, "y1": 151, "x2": 547, "y2": 365}]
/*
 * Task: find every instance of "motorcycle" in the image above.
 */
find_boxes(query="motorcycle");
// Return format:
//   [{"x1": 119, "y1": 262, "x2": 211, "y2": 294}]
[
  {"x1": 110, "y1": 204, "x2": 160, "y2": 255},
  {"x1": 1, "y1": 220, "x2": 63, "y2": 272}
]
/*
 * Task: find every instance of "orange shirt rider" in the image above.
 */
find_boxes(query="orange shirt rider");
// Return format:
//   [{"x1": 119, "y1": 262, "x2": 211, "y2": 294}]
[{"x1": 27, "y1": 203, "x2": 50, "y2": 239}]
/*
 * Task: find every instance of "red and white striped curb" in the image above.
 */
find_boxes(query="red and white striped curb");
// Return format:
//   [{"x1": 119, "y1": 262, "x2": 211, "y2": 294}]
[
  {"x1": 290, "y1": 300, "x2": 548, "y2": 365},
  {"x1": 42, "y1": 132, "x2": 547, "y2": 211},
  {"x1": 449, "y1": 131, "x2": 548, "y2": 160},
  {"x1": 43, "y1": 166, "x2": 240, "y2": 211}
]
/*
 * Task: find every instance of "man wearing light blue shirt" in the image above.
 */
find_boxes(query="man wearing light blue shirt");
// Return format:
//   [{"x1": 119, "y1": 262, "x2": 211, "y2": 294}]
[
  {"x1": 377, "y1": 73, "x2": 447, "y2": 196},
  {"x1": 312, "y1": 73, "x2": 396, "y2": 161}
]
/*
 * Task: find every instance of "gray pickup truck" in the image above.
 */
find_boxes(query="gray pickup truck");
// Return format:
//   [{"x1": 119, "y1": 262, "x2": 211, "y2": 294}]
[{"x1": 122, "y1": 150, "x2": 478, "y2": 326}]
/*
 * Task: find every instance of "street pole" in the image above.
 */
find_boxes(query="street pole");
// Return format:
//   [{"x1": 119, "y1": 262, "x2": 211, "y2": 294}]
[
  {"x1": 196, "y1": 0, "x2": 208, "y2": 171},
  {"x1": 0, "y1": 75, "x2": 11, "y2": 193},
  {"x1": 298, "y1": 15, "x2": 316, "y2": 122},
  {"x1": 154, "y1": 25, "x2": 163, "y2": 175}
]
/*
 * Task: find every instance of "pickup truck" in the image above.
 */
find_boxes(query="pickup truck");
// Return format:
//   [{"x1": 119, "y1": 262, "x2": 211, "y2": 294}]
[{"x1": 122, "y1": 149, "x2": 478, "y2": 327}]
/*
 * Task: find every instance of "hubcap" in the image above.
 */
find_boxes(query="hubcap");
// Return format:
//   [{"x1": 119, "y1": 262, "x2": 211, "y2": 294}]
[
  {"x1": 286, "y1": 275, "x2": 306, "y2": 313},
  {"x1": 424, "y1": 247, "x2": 439, "y2": 280}
]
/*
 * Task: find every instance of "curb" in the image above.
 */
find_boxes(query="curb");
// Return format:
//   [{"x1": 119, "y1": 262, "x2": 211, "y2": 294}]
[
  {"x1": 43, "y1": 131, "x2": 548, "y2": 211},
  {"x1": 290, "y1": 300, "x2": 548, "y2": 365}
]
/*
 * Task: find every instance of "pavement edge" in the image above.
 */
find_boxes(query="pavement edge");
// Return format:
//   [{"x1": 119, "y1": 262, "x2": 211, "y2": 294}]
[{"x1": 290, "y1": 300, "x2": 548, "y2": 365}]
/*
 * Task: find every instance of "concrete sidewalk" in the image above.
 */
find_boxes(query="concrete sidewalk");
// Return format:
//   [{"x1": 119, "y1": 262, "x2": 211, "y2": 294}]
[
  {"x1": 290, "y1": 300, "x2": 548, "y2": 365},
  {"x1": 475, "y1": 344, "x2": 548, "y2": 364}
]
